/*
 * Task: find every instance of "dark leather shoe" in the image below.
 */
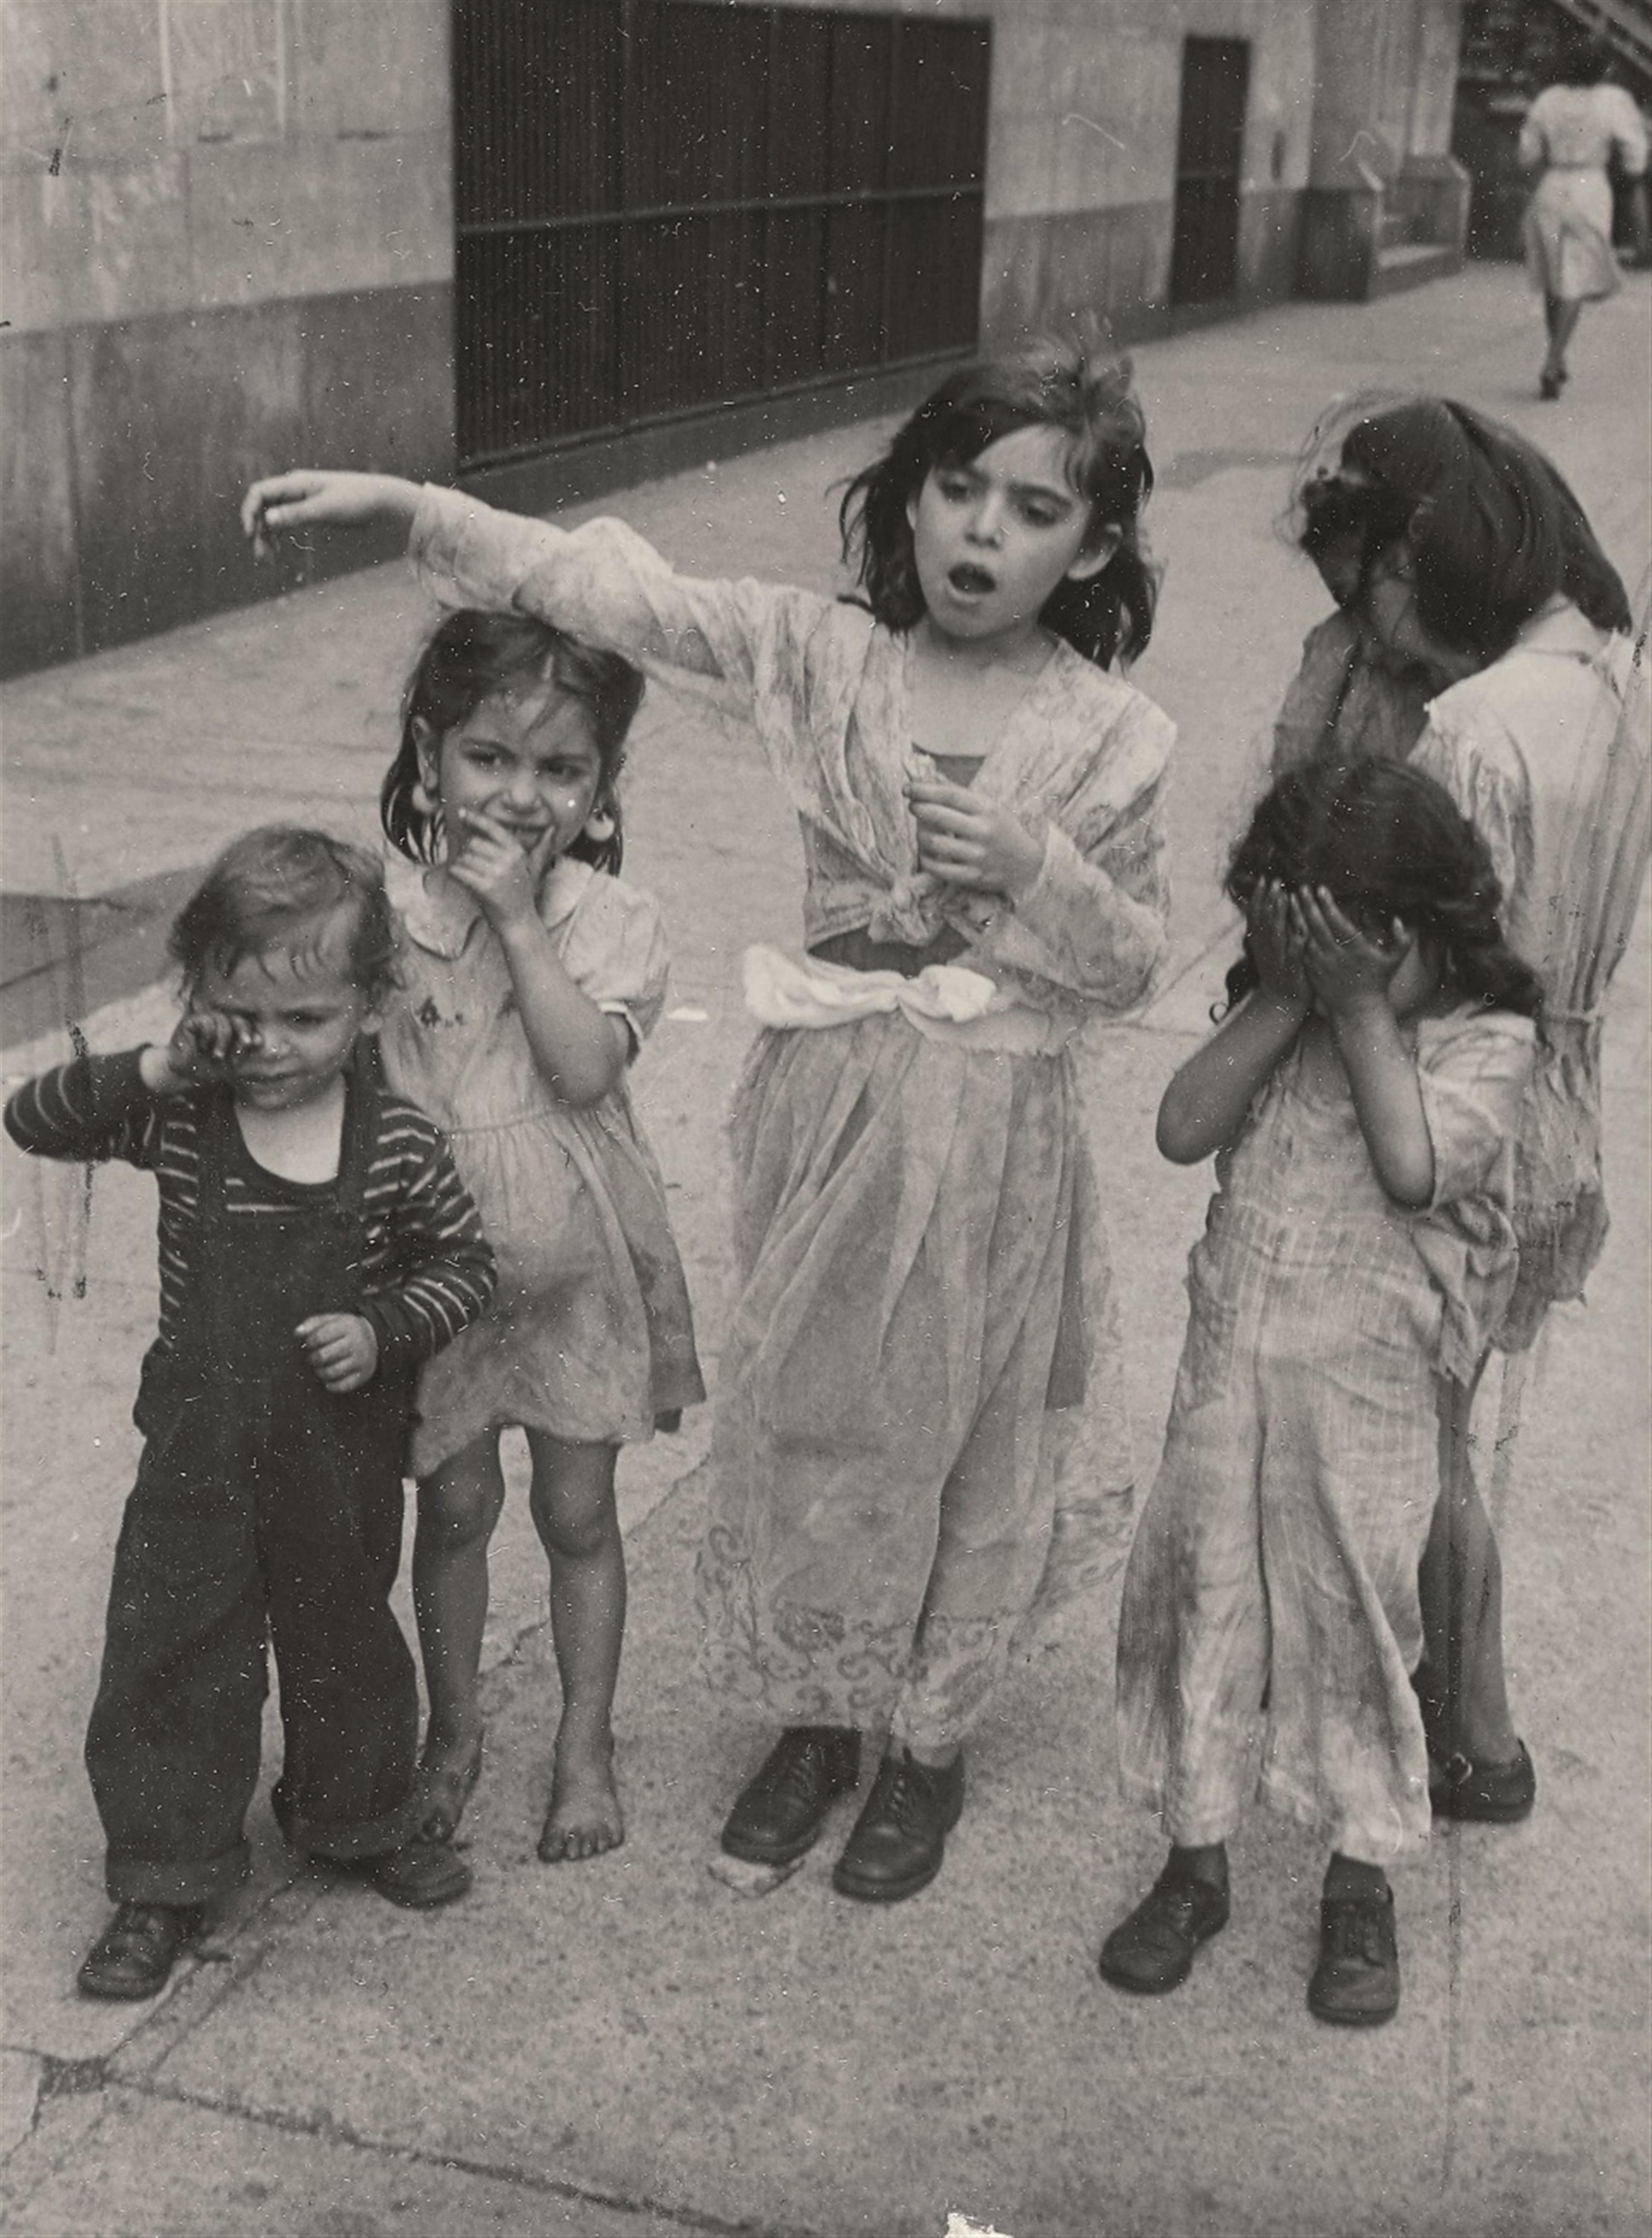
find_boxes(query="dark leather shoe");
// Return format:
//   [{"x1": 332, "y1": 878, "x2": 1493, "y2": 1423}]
[
  {"x1": 831, "y1": 1748, "x2": 964, "y2": 1903},
  {"x1": 720, "y1": 1726, "x2": 861, "y2": 1867},
  {"x1": 1098, "y1": 1862, "x2": 1229, "y2": 1994},
  {"x1": 77, "y1": 1903, "x2": 204, "y2": 2001},
  {"x1": 1308, "y1": 1888, "x2": 1400, "y2": 2026},
  {"x1": 1434, "y1": 1738, "x2": 1536, "y2": 1824}
]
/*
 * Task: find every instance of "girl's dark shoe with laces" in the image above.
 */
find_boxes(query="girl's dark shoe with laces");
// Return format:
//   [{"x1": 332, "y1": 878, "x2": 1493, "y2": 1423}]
[
  {"x1": 1308, "y1": 1888, "x2": 1400, "y2": 2026},
  {"x1": 1098, "y1": 1863, "x2": 1229, "y2": 1994},
  {"x1": 832, "y1": 1748, "x2": 964, "y2": 1902},
  {"x1": 720, "y1": 1726, "x2": 861, "y2": 1867},
  {"x1": 77, "y1": 1902, "x2": 204, "y2": 2000},
  {"x1": 1434, "y1": 1738, "x2": 1536, "y2": 1824}
]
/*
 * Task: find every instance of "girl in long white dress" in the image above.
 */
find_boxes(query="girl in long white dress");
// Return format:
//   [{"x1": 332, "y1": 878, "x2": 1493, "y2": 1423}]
[{"x1": 243, "y1": 332, "x2": 1174, "y2": 1904}]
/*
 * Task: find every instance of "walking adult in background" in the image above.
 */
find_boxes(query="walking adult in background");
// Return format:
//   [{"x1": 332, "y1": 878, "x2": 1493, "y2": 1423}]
[{"x1": 1520, "y1": 26, "x2": 1650, "y2": 399}]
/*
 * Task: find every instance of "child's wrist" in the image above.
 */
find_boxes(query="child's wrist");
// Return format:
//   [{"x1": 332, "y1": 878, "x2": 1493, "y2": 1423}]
[
  {"x1": 1329, "y1": 987, "x2": 1395, "y2": 1037},
  {"x1": 495, "y1": 907, "x2": 550, "y2": 953},
  {"x1": 1253, "y1": 987, "x2": 1307, "y2": 1028},
  {"x1": 138, "y1": 1044, "x2": 185, "y2": 1093}
]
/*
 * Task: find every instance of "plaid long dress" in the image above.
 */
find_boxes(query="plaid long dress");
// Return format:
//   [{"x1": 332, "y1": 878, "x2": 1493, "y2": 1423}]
[{"x1": 1116, "y1": 1007, "x2": 1534, "y2": 1865}]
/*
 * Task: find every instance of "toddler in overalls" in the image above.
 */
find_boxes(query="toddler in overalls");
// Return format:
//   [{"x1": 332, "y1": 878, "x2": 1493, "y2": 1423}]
[{"x1": 5, "y1": 829, "x2": 497, "y2": 1999}]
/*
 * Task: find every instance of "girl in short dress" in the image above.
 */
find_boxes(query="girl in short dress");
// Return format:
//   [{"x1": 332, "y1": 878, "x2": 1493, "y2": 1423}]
[
  {"x1": 244, "y1": 330, "x2": 1172, "y2": 1903},
  {"x1": 324, "y1": 610, "x2": 702, "y2": 1863},
  {"x1": 1103, "y1": 759, "x2": 1539, "y2": 2027}
]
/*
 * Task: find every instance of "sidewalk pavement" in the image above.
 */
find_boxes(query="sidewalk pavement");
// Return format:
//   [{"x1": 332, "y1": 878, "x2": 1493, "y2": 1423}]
[{"x1": 2, "y1": 265, "x2": 1648, "y2": 2238}]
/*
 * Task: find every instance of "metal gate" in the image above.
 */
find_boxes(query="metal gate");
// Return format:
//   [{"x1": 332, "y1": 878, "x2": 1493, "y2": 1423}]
[
  {"x1": 453, "y1": 0, "x2": 991, "y2": 469},
  {"x1": 1169, "y1": 36, "x2": 1250, "y2": 307}
]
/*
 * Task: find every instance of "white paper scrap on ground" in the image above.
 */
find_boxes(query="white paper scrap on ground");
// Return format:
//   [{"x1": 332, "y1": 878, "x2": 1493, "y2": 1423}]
[
  {"x1": 705, "y1": 1849, "x2": 809, "y2": 1896},
  {"x1": 947, "y1": 2216, "x2": 1016, "y2": 2238},
  {"x1": 666, "y1": 1005, "x2": 710, "y2": 1022}
]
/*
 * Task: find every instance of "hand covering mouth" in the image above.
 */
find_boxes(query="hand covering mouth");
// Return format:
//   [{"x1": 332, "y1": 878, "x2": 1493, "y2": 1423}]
[{"x1": 948, "y1": 563, "x2": 997, "y2": 595}]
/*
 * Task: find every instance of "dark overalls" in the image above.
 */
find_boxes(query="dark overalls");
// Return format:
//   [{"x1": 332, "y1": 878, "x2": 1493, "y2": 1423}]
[{"x1": 87, "y1": 1070, "x2": 426, "y2": 1904}]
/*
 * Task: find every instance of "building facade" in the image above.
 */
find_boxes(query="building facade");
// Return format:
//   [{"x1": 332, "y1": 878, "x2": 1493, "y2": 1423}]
[{"x1": 2, "y1": 0, "x2": 1465, "y2": 676}]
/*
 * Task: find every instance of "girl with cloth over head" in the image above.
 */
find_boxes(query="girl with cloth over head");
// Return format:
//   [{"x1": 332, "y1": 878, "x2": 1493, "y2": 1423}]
[
  {"x1": 1295, "y1": 397, "x2": 1649, "y2": 1827},
  {"x1": 243, "y1": 327, "x2": 1172, "y2": 1903}
]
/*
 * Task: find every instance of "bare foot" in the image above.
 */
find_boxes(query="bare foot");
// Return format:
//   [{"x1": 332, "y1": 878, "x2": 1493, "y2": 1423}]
[
  {"x1": 537, "y1": 1726, "x2": 624, "y2": 1862},
  {"x1": 418, "y1": 1721, "x2": 484, "y2": 1842}
]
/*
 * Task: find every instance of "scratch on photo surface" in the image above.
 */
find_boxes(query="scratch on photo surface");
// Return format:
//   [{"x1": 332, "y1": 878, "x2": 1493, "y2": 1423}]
[
  {"x1": 25, "y1": 841, "x2": 96, "y2": 1348},
  {"x1": 1441, "y1": 1343, "x2": 1536, "y2": 2184},
  {"x1": 1062, "y1": 113, "x2": 1126, "y2": 150}
]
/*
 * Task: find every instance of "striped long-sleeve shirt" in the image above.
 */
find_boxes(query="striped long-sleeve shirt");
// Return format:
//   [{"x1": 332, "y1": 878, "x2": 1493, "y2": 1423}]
[{"x1": 4, "y1": 1049, "x2": 496, "y2": 1370}]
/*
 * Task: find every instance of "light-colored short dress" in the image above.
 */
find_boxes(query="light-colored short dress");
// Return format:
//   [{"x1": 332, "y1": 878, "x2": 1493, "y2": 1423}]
[
  {"x1": 1412, "y1": 600, "x2": 1650, "y2": 1348},
  {"x1": 379, "y1": 849, "x2": 704, "y2": 1471},
  {"x1": 1520, "y1": 82, "x2": 1647, "y2": 302},
  {"x1": 1116, "y1": 1006, "x2": 1534, "y2": 1865},
  {"x1": 407, "y1": 484, "x2": 1174, "y2": 1754}
]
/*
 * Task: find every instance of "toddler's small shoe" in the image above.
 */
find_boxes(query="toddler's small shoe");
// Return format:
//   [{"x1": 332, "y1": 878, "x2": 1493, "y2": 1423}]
[
  {"x1": 1098, "y1": 1863, "x2": 1229, "y2": 1994},
  {"x1": 1308, "y1": 1888, "x2": 1400, "y2": 2027},
  {"x1": 1433, "y1": 1738, "x2": 1536, "y2": 1824},
  {"x1": 367, "y1": 1834, "x2": 472, "y2": 1908},
  {"x1": 77, "y1": 1902, "x2": 204, "y2": 2001},
  {"x1": 721, "y1": 1726, "x2": 861, "y2": 1867},
  {"x1": 831, "y1": 1748, "x2": 964, "y2": 1903}
]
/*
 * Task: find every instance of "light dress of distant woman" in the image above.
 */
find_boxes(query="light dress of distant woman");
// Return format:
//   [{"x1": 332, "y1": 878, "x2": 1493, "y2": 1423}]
[{"x1": 1519, "y1": 26, "x2": 1650, "y2": 398}]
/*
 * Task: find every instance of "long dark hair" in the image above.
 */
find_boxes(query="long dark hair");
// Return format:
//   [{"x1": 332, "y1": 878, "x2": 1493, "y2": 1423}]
[
  {"x1": 1222, "y1": 759, "x2": 1542, "y2": 1019},
  {"x1": 1296, "y1": 398, "x2": 1628, "y2": 661},
  {"x1": 838, "y1": 330, "x2": 1158, "y2": 668},
  {"x1": 384, "y1": 611, "x2": 644, "y2": 874}
]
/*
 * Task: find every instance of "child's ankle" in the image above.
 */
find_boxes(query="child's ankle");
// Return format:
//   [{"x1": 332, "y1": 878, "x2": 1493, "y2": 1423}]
[
  {"x1": 1323, "y1": 1852, "x2": 1389, "y2": 1903},
  {"x1": 1169, "y1": 1840, "x2": 1228, "y2": 1890}
]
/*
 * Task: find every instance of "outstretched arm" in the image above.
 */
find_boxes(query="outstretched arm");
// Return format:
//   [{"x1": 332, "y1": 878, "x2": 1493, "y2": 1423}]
[
  {"x1": 241, "y1": 470, "x2": 422, "y2": 556},
  {"x1": 1157, "y1": 881, "x2": 1307, "y2": 1163},
  {"x1": 242, "y1": 473, "x2": 811, "y2": 712}
]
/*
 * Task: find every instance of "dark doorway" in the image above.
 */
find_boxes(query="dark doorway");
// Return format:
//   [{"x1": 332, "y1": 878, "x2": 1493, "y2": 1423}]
[
  {"x1": 1170, "y1": 36, "x2": 1250, "y2": 306},
  {"x1": 453, "y1": 0, "x2": 991, "y2": 470}
]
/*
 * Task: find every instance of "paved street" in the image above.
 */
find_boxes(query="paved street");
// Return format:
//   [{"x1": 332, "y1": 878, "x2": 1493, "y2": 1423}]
[{"x1": 2, "y1": 265, "x2": 1648, "y2": 2238}]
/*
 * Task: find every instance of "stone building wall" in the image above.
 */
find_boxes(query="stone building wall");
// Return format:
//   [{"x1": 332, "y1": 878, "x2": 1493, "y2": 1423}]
[{"x1": 2, "y1": 0, "x2": 1461, "y2": 675}]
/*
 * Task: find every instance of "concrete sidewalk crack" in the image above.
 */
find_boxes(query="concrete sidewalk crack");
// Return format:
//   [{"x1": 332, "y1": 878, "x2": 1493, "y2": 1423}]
[{"x1": 108, "y1": 2071, "x2": 821, "y2": 2237}]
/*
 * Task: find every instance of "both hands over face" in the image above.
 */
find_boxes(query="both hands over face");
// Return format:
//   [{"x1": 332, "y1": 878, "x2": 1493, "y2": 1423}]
[{"x1": 1158, "y1": 880, "x2": 1432, "y2": 1204}]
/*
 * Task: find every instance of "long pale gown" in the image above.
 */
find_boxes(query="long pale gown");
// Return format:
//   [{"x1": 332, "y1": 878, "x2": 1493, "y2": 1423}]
[
  {"x1": 1116, "y1": 1006, "x2": 1534, "y2": 1865},
  {"x1": 409, "y1": 485, "x2": 1175, "y2": 1752}
]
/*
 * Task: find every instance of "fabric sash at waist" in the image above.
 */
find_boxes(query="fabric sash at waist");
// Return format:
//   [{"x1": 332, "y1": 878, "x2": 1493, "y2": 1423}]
[{"x1": 742, "y1": 944, "x2": 1074, "y2": 1054}]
